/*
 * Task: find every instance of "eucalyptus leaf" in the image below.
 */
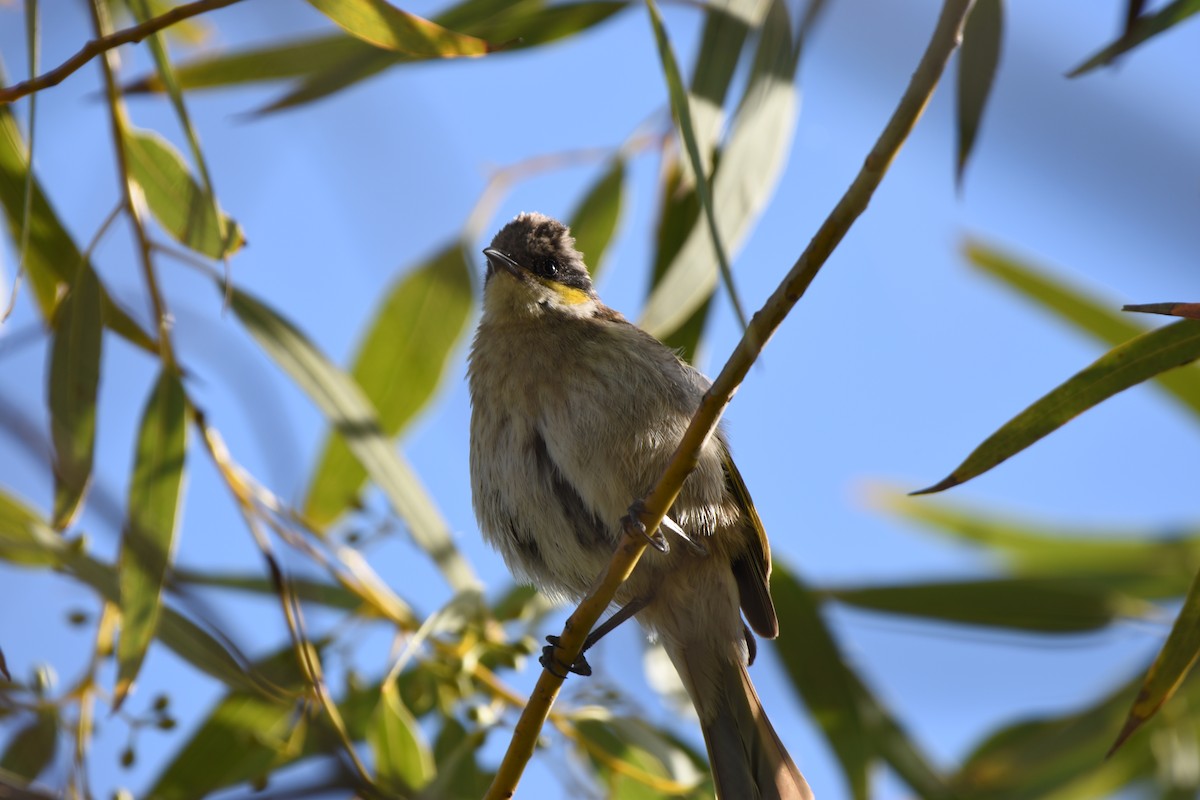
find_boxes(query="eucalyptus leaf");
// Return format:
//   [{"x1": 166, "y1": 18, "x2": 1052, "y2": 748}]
[
  {"x1": 955, "y1": 0, "x2": 1002, "y2": 187},
  {"x1": 306, "y1": 0, "x2": 491, "y2": 57},
  {"x1": 1068, "y1": 0, "x2": 1200, "y2": 76},
  {"x1": 568, "y1": 159, "x2": 625, "y2": 283}
]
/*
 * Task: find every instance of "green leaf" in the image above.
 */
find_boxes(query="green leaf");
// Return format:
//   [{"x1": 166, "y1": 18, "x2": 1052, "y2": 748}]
[
  {"x1": 116, "y1": 368, "x2": 189, "y2": 708},
  {"x1": 173, "y1": 568, "x2": 365, "y2": 610},
  {"x1": 0, "y1": 104, "x2": 156, "y2": 353},
  {"x1": 1110, "y1": 566, "x2": 1200, "y2": 754},
  {"x1": 568, "y1": 159, "x2": 625, "y2": 283},
  {"x1": 955, "y1": 675, "x2": 1145, "y2": 799},
  {"x1": 147, "y1": 646, "x2": 311, "y2": 799},
  {"x1": 966, "y1": 240, "x2": 1200, "y2": 418},
  {"x1": 771, "y1": 565, "x2": 873, "y2": 799},
  {"x1": 914, "y1": 320, "x2": 1200, "y2": 495},
  {"x1": 230, "y1": 287, "x2": 479, "y2": 592},
  {"x1": 0, "y1": 489, "x2": 63, "y2": 568},
  {"x1": 306, "y1": 0, "x2": 492, "y2": 57},
  {"x1": 416, "y1": 718, "x2": 493, "y2": 800},
  {"x1": 773, "y1": 565, "x2": 954, "y2": 799},
  {"x1": 304, "y1": 242, "x2": 473, "y2": 527},
  {"x1": 1068, "y1": 0, "x2": 1200, "y2": 76},
  {"x1": 641, "y1": 0, "x2": 796, "y2": 339},
  {"x1": 644, "y1": 0, "x2": 745, "y2": 332},
  {"x1": 125, "y1": 128, "x2": 245, "y2": 259},
  {"x1": 955, "y1": 0, "x2": 1002, "y2": 187},
  {"x1": 573, "y1": 710, "x2": 703, "y2": 799},
  {"x1": 48, "y1": 260, "x2": 103, "y2": 530},
  {"x1": 1125, "y1": 301, "x2": 1200, "y2": 321},
  {"x1": 0, "y1": 711, "x2": 58, "y2": 784},
  {"x1": 369, "y1": 684, "x2": 434, "y2": 792},
  {"x1": 65, "y1": 551, "x2": 267, "y2": 696},
  {"x1": 870, "y1": 488, "x2": 1200, "y2": 601},
  {"x1": 828, "y1": 578, "x2": 1138, "y2": 633}
]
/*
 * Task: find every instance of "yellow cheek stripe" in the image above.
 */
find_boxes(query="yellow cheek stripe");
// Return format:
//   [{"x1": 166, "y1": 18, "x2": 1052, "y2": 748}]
[{"x1": 547, "y1": 281, "x2": 591, "y2": 305}]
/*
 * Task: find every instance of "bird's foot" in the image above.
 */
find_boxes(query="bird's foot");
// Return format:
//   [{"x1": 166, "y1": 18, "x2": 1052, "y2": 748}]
[
  {"x1": 622, "y1": 500, "x2": 669, "y2": 553},
  {"x1": 540, "y1": 635, "x2": 592, "y2": 678}
]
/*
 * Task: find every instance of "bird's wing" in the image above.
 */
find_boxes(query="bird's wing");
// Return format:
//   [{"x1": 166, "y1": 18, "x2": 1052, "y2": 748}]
[{"x1": 723, "y1": 451, "x2": 779, "y2": 639}]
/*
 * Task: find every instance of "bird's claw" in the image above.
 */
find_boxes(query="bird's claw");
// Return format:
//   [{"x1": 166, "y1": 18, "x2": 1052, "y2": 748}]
[
  {"x1": 540, "y1": 635, "x2": 592, "y2": 678},
  {"x1": 623, "y1": 502, "x2": 669, "y2": 553}
]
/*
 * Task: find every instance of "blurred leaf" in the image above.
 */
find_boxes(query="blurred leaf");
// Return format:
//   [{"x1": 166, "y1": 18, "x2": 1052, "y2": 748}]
[
  {"x1": 870, "y1": 488, "x2": 1200, "y2": 600},
  {"x1": 642, "y1": 0, "x2": 796, "y2": 339},
  {"x1": 304, "y1": 242, "x2": 472, "y2": 527},
  {"x1": 1126, "y1": 302, "x2": 1200, "y2": 321},
  {"x1": 116, "y1": 369, "x2": 188, "y2": 709},
  {"x1": 148, "y1": 645, "x2": 310, "y2": 799},
  {"x1": 173, "y1": 568, "x2": 364, "y2": 611},
  {"x1": 0, "y1": 711, "x2": 58, "y2": 784},
  {"x1": 1110, "y1": 566, "x2": 1200, "y2": 754},
  {"x1": 955, "y1": 0, "x2": 1002, "y2": 187},
  {"x1": 914, "y1": 320, "x2": 1200, "y2": 495},
  {"x1": 651, "y1": 161, "x2": 710, "y2": 363},
  {"x1": 65, "y1": 551, "x2": 267, "y2": 696},
  {"x1": 306, "y1": 0, "x2": 491, "y2": 57},
  {"x1": 0, "y1": 105, "x2": 156, "y2": 353},
  {"x1": 416, "y1": 718, "x2": 493, "y2": 800},
  {"x1": 568, "y1": 159, "x2": 625, "y2": 282},
  {"x1": 126, "y1": 3, "x2": 629, "y2": 113},
  {"x1": 828, "y1": 577, "x2": 1138, "y2": 633},
  {"x1": 231, "y1": 287, "x2": 479, "y2": 591},
  {"x1": 1068, "y1": 0, "x2": 1200, "y2": 76},
  {"x1": 125, "y1": 128, "x2": 245, "y2": 259},
  {"x1": 0, "y1": 489, "x2": 63, "y2": 568},
  {"x1": 966, "y1": 240, "x2": 1200, "y2": 418},
  {"x1": 774, "y1": 565, "x2": 954, "y2": 799},
  {"x1": 48, "y1": 261, "x2": 102, "y2": 530},
  {"x1": 955, "y1": 674, "x2": 1148, "y2": 799},
  {"x1": 573, "y1": 709, "x2": 703, "y2": 798},
  {"x1": 771, "y1": 565, "x2": 873, "y2": 799},
  {"x1": 644, "y1": 0, "x2": 745, "y2": 331},
  {"x1": 1125, "y1": 0, "x2": 1149, "y2": 37},
  {"x1": 368, "y1": 684, "x2": 433, "y2": 792}
]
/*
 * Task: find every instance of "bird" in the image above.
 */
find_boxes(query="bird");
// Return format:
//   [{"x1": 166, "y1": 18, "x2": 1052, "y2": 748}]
[{"x1": 468, "y1": 211, "x2": 812, "y2": 800}]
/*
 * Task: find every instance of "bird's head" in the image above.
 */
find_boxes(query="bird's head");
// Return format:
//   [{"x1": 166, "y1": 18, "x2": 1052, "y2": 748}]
[{"x1": 482, "y1": 212, "x2": 598, "y2": 319}]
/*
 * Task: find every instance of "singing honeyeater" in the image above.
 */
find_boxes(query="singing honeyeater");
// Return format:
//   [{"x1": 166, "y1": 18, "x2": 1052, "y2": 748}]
[{"x1": 468, "y1": 212, "x2": 812, "y2": 800}]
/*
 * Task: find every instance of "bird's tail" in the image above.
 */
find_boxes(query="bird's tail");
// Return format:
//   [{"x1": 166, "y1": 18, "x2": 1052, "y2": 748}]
[{"x1": 671, "y1": 644, "x2": 813, "y2": 800}]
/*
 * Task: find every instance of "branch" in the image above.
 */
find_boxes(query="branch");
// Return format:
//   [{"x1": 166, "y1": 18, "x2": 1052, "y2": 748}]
[
  {"x1": 482, "y1": 0, "x2": 976, "y2": 797},
  {"x1": 0, "y1": 0, "x2": 245, "y2": 106}
]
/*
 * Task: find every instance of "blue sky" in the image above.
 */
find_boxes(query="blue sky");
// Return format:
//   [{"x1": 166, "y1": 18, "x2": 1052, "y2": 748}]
[{"x1": 1, "y1": 1, "x2": 1199, "y2": 797}]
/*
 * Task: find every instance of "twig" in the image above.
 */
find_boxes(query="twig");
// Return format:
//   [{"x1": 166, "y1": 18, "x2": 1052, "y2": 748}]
[
  {"x1": 0, "y1": 0, "x2": 246, "y2": 105},
  {"x1": 482, "y1": 1, "x2": 976, "y2": 797}
]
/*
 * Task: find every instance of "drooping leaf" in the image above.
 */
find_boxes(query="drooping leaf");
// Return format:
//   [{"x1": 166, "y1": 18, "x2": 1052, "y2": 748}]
[
  {"x1": 417, "y1": 718, "x2": 494, "y2": 800},
  {"x1": 116, "y1": 368, "x2": 189, "y2": 708},
  {"x1": 966, "y1": 240, "x2": 1200, "y2": 418},
  {"x1": 914, "y1": 320, "x2": 1200, "y2": 495},
  {"x1": 641, "y1": 0, "x2": 797, "y2": 339},
  {"x1": 0, "y1": 489, "x2": 63, "y2": 568},
  {"x1": 230, "y1": 287, "x2": 478, "y2": 591},
  {"x1": 572, "y1": 709, "x2": 704, "y2": 798},
  {"x1": 306, "y1": 0, "x2": 492, "y2": 57},
  {"x1": 568, "y1": 159, "x2": 625, "y2": 283},
  {"x1": 955, "y1": 0, "x2": 1002, "y2": 187},
  {"x1": 870, "y1": 487, "x2": 1200, "y2": 601},
  {"x1": 1068, "y1": 0, "x2": 1200, "y2": 76},
  {"x1": 304, "y1": 242, "x2": 472, "y2": 527},
  {"x1": 1125, "y1": 302, "x2": 1200, "y2": 321},
  {"x1": 0, "y1": 711, "x2": 58, "y2": 784},
  {"x1": 0, "y1": 105, "x2": 156, "y2": 352},
  {"x1": 48, "y1": 261, "x2": 103, "y2": 530},
  {"x1": 369, "y1": 683, "x2": 433, "y2": 792},
  {"x1": 172, "y1": 568, "x2": 364, "y2": 611},
  {"x1": 771, "y1": 565, "x2": 873, "y2": 799},
  {"x1": 644, "y1": 0, "x2": 745, "y2": 331},
  {"x1": 828, "y1": 577, "x2": 1140, "y2": 633},
  {"x1": 124, "y1": 128, "x2": 245, "y2": 259},
  {"x1": 1110, "y1": 566, "x2": 1200, "y2": 754}
]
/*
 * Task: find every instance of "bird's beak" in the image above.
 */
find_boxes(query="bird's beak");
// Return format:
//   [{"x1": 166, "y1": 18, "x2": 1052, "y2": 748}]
[{"x1": 482, "y1": 248, "x2": 523, "y2": 280}]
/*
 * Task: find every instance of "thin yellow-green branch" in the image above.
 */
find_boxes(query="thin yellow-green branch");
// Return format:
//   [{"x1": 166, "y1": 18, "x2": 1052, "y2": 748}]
[
  {"x1": 0, "y1": 0, "x2": 245, "y2": 105},
  {"x1": 483, "y1": 1, "x2": 974, "y2": 797}
]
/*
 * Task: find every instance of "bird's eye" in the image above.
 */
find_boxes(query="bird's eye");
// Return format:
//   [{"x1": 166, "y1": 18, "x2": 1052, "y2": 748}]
[{"x1": 537, "y1": 257, "x2": 559, "y2": 278}]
